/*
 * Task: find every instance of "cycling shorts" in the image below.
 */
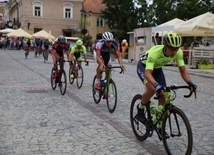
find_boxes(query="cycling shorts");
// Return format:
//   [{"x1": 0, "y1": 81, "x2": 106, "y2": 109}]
[{"x1": 137, "y1": 60, "x2": 166, "y2": 86}]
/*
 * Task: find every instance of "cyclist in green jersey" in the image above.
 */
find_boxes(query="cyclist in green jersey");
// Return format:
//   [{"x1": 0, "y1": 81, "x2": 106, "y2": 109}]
[
  {"x1": 136, "y1": 31, "x2": 197, "y2": 125},
  {"x1": 69, "y1": 39, "x2": 88, "y2": 78}
]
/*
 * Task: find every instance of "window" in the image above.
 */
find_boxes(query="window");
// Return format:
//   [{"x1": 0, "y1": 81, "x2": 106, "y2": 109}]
[
  {"x1": 32, "y1": 1, "x2": 43, "y2": 17},
  {"x1": 63, "y1": 3, "x2": 73, "y2": 18},
  {"x1": 97, "y1": 17, "x2": 104, "y2": 27}
]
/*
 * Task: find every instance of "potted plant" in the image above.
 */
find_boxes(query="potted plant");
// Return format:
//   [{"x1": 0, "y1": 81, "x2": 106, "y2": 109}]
[{"x1": 197, "y1": 58, "x2": 213, "y2": 69}]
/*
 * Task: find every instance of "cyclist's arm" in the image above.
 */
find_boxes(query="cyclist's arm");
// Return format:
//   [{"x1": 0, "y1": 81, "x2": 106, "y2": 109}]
[
  {"x1": 69, "y1": 46, "x2": 75, "y2": 61},
  {"x1": 96, "y1": 49, "x2": 104, "y2": 66},
  {"x1": 82, "y1": 46, "x2": 87, "y2": 61},
  {"x1": 144, "y1": 69, "x2": 157, "y2": 86},
  {"x1": 178, "y1": 66, "x2": 191, "y2": 83},
  {"x1": 115, "y1": 49, "x2": 126, "y2": 71}
]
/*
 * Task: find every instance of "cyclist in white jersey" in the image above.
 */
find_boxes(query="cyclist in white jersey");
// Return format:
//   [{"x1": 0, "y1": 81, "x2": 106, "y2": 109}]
[{"x1": 93, "y1": 32, "x2": 126, "y2": 90}]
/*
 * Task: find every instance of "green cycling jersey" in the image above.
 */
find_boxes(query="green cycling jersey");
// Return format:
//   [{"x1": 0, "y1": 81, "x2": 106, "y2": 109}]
[
  {"x1": 70, "y1": 45, "x2": 87, "y2": 54},
  {"x1": 141, "y1": 45, "x2": 185, "y2": 70}
]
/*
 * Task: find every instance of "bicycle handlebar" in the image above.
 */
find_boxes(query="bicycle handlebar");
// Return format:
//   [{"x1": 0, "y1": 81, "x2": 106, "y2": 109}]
[
  {"x1": 62, "y1": 60, "x2": 89, "y2": 66},
  {"x1": 167, "y1": 85, "x2": 196, "y2": 98},
  {"x1": 107, "y1": 66, "x2": 124, "y2": 74},
  {"x1": 154, "y1": 85, "x2": 197, "y2": 100}
]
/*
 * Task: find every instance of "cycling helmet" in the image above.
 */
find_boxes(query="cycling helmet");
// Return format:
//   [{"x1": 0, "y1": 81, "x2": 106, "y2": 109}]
[
  {"x1": 163, "y1": 31, "x2": 182, "y2": 47},
  {"x1": 102, "y1": 32, "x2": 114, "y2": 41},
  {"x1": 58, "y1": 35, "x2": 66, "y2": 44},
  {"x1": 76, "y1": 39, "x2": 83, "y2": 46}
]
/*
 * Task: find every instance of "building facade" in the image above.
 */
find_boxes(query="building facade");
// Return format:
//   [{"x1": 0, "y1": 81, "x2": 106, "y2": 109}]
[
  {"x1": 3, "y1": 0, "x2": 111, "y2": 42},
  {"x1": 8, "y1": 0, "x2": 83, "y2": 38}
]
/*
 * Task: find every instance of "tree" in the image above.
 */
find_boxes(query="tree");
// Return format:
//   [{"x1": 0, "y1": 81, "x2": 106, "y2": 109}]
[
  {"x1": 151, "y1": 0, "x2": 213, "y2": 25},
  {"x1": 101, "y1": 0, "x2": 148, "y2": 42}
]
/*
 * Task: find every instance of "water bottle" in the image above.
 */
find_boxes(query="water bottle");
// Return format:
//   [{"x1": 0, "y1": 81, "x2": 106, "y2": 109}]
[
  {"x1": 156, "y1": 105, "x2": 164, "y2": 115},
  {"x1": 150, "y1": 101, "x2": 156, "y2": 117}
]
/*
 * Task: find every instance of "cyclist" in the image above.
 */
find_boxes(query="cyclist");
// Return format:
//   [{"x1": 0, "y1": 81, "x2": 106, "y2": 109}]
[
  {"x1": 69, "y1": 39, "x2": 88, "y2": 78},
  {"x1": 136, "y1": 31, "x2": 197, "y2": 130},
  {"x1": 94, "y1": 32, "x2": 126, "y2": 90},
  {"x1": 42, "y1": 39, "x2": 51, "y2": 61},
  {"x1": 51, "y1": 35, "x2": 69, "y2": 78}
]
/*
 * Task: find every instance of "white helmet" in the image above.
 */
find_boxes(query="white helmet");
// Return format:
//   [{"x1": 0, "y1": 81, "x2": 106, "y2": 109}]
[{"x1": 102, "y1": 32, "x2": 113, "y2": 41}]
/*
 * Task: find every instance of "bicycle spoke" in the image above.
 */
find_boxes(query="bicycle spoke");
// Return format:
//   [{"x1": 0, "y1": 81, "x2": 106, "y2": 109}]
[
  {"x1": 163, "y1": 107, "x2": 193, "y2": 155},
  {"x1": 92, "y1": 75, "x2": 101, "y2": 104},
  {"x1": 59, "y1": 70, "x2": 67, "y2": 95},
  {"x1": 130, "y1": 94, "x2": 148, "y2": 141},
  {"x1": 76, "y1": 66, "x2": 83, "y2": 89},
  {"x1": 50, "y1": 68, "x2": 57, "y2": 90},
  {"x1": 106, "y1": 79, "x2": 117, "y2": 113}
]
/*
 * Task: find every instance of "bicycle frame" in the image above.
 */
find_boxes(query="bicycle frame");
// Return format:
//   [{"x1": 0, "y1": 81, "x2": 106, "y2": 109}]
[
  {"x1": 145, "y1": 85, "x2": 195, "y2": 138},
  {"x1": 100, "y1": 66, "x2": 123, "y2": 96}
]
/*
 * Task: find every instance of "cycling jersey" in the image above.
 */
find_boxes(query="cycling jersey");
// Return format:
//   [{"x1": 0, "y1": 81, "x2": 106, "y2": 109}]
[
  {"x1": 95, "y1": 39, "x2": 119, "y2": 54},
  {"x1": 43, "y1": 40, "x2": 50, "y2": 50},
  {"x1": 70, "y1": 45, "x2": 87, "y2": 60},
  {"x1": 52, "y1": 41, "x2": 69, "y2": 57},
  {"x1": 140, "y1": 45, "x2": 184, "y2": 70},
  {"x1": 95, "y1": 39, "x2": 119, "y2": 66}
]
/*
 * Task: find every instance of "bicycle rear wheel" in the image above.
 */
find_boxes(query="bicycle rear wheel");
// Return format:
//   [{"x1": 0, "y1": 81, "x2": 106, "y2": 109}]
[
  {"x1": 106, "y1": 79, "x2": 117, "y2": 113},
  {"x1": 130, "y1": 94, "x2": 148, "y2": 141},
  {"x1": 76, "y1": 66, "x2": 84, "y2": 89},
  {"x1": 162, "y1": 106, "x2": 193, "y2": 155},
  {"x1": 59, "y1": 70, "x2": 67, "y2": 95},
  {"x1": 92, "y1": 75, "x2": 101, "y2": 104},
  {"x1": 50, "y1": 68, "x2": 57, "y2": 90},
  {"x1": 68, "y1": 66, "x2": 74, "y2": 84}
]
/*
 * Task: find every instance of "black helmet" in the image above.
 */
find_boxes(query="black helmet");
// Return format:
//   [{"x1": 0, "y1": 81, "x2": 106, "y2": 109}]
[{"x1": 58, "y1": 35, "x2": 66, "y2": 44}]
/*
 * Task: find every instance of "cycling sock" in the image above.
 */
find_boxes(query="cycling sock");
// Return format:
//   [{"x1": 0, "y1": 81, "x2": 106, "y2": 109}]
[{"x1": 139, "y1": 102, "x2": 145, "y2": 109}]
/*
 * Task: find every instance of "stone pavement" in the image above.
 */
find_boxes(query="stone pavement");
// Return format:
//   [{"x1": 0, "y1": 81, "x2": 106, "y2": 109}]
[{"x1": 0, "y1": 49, "x2": 213, "y2": 155}]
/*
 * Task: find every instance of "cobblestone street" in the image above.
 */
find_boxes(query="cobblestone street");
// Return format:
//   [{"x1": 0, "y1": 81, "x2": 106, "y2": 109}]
[{"x1": 0, "y1": 49, "x2": 213, "y2": 155}]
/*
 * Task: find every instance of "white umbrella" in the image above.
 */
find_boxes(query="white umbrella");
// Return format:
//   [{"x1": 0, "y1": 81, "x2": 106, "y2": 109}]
[
  {"x1": 0, "y1": 28, "x2": 15, "y2": 33},
  {"x1": 6, "y1": 28, "x2": 31, "y2": 38},
  {"x1": 175, "y1": 12, "x2": 214, "y2": 36}
]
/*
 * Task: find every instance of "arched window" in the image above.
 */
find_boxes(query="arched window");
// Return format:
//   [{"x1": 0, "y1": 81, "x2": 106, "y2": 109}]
[
  {"x1": 32, "y1": 1, "x2": 43, "y2": 17},
  {"x1": 63, "y1": 3, "x2": 73, "y2": 19}
]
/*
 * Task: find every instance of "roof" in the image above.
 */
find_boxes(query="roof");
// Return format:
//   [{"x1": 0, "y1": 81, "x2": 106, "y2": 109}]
[{"x1": 83, "y1": 0, "x2": 106, "y2": 14}]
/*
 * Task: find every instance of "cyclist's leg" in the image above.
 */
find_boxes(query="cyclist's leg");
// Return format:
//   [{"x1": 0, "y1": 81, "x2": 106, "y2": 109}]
[
  {"x1": 52, "y1": 50, "x2": 59, "y2": 70},
  {"x1": 153, "y1": 68, "x2": 166, "y2": 106},
  {"x1": 152, "y1": 68, "x2": 166, "y2": 130},
  {"x1": 137, "y1": 60, "x2": 155, "y2": 106},
  {"x1": 136, "y1": 60, "x2": 156, "y2": 122}
]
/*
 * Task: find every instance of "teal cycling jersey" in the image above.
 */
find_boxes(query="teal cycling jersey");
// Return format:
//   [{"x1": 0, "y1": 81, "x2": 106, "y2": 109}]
[{"x1": 141, "y1": 45, "x2": 185, "y2": 70}]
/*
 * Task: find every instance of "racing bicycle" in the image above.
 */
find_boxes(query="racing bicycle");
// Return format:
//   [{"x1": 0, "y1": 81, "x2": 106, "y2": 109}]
[
  {"x1": 130, "y1": 85, "x2": 196, "y2": 155},
  {"x1": 92, "y1": 66, "x2": 124, "y2": 113},
  {"x1": 68, "y1": 60, "x2": 89, "y2": 89},
  {"x1": 50, "y1": 58, "x2": 67, "y2": 95}
]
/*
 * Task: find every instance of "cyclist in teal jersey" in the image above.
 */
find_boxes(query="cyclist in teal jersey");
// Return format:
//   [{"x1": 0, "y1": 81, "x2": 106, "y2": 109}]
[{"x1": 136, "y1": 31, "x2": 197, "y2": 125}]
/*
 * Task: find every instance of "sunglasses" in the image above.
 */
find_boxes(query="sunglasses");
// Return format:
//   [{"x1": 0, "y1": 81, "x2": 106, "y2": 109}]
[{"x1": 106, "y1": 40, "x2": 112, "y2": 43}]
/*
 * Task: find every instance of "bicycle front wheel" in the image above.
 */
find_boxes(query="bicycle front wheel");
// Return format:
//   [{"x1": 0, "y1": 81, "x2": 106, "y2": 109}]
[
  {"x1": 50, "y1": 68, "x2": 57, "y2": 90},
  {"x1": 59, "y1": 70, "x2": 67, "y2": 95},
  {"x1": 106, "y1": 79, "x2": 117, "y2": 113},
  {"x1": 76, "y1": 66, "x2": 84, "y2": 89},
  {"x1": 130, "y1": 94, "x2": 148, "y2": 141},
  {"x1": 92, "y1": 75, "x2": 101, "y2": 104},
  {"x1": 162, "y1": 106, "x2": 193, "y2": 155}
]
